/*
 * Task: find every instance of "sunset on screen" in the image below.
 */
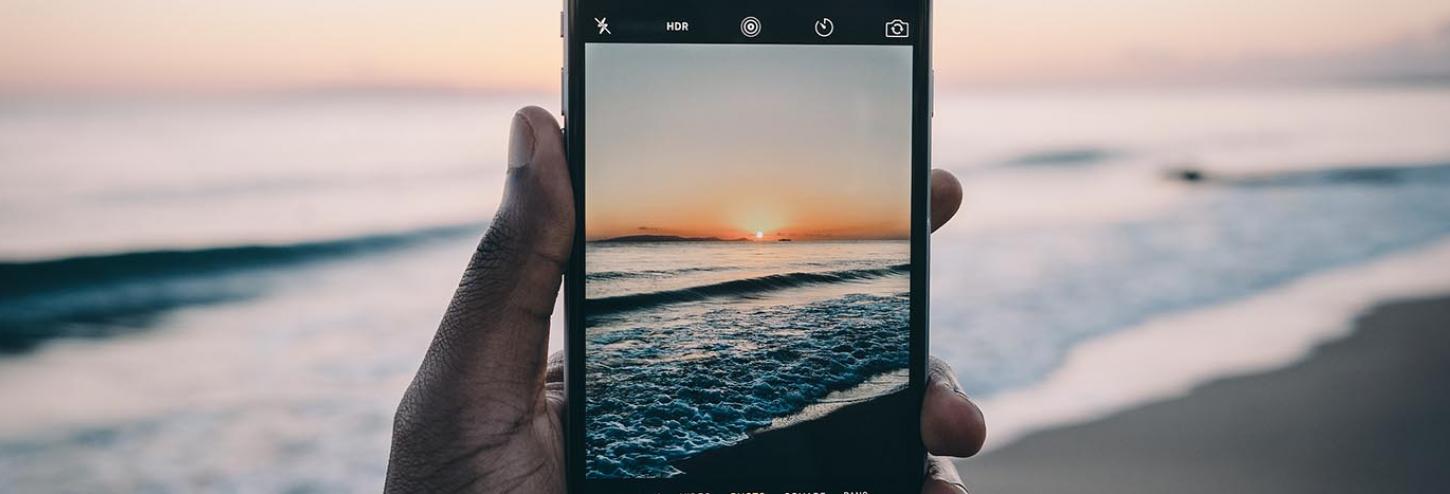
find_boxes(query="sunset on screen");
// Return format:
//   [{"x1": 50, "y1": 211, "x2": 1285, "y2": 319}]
[{"x1": 583, "y1": 44, "x2": 913, "y2": 242}]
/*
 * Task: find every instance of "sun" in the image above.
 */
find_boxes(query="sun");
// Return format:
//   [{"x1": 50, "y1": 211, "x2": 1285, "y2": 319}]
[{"x1": 755, "y1": 231, "x2": 765, "y2": 240}]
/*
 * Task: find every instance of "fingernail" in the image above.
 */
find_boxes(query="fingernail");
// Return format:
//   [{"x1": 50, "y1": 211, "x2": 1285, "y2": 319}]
[
  {"x1": 951, "y1": 482, "x2": 970, "y2": 494},
  {"x1": 509, "y1": 111, "x2": 536, "y2": 169},
  {"x1": 940, "y1": 378, "x2": 972, "y2": 404}
]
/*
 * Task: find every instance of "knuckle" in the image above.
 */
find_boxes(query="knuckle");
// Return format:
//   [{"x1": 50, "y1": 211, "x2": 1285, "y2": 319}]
[{"x1": 927, "y1": 356, "x2": 957, "y2": 386}]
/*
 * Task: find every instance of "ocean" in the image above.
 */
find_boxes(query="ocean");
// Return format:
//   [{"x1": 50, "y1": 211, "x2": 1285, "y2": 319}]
[
  {"x1": 583, "y1": 240, "x2": 911, "y2": 478},
  {"x1": 2, "y1": 86, "x2": 1449, "y2": 491}
]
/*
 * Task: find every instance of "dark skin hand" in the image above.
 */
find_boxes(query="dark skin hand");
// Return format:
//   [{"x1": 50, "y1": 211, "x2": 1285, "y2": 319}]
[{"x1": 386, "y1": 107, "x2": 985, "y2": 494}]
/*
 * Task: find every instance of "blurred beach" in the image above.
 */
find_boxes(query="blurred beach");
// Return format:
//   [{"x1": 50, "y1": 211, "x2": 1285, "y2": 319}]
[
  {"x1": 1, "y1": 84, "x2": 1450, "y2": 491},
  {"x1": 966, "y1": 293, "x2": 1450, "y2": 493}
]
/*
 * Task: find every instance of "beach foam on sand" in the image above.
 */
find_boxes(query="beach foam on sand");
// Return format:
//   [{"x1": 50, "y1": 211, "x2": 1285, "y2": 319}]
[
  {"x1": 974, "y1": 236, "x2": 1450, "y2": 452},
  {"x1": 964, "y1": 294, "x2": 1450, "y2": 493}
]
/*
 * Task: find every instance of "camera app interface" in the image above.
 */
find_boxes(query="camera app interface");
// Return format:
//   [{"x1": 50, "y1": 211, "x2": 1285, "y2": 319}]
[{"x1": 584, "y1": 42, "x2": 915, "y2": 482}]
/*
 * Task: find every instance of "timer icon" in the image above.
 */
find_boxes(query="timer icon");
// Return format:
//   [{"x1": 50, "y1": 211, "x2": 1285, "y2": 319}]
[{"x1": 814, "y1": 18, "x2": 835, "y2": 37}]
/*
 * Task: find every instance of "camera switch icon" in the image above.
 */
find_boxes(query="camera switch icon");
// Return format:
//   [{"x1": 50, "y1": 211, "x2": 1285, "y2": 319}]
[{"x1": 885, "y1": 19, "x2": 910, "y2": 38}]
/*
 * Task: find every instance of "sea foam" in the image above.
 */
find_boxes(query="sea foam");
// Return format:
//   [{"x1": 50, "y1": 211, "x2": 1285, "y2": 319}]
[
  {"x1": 976, "y1": 236, "x2": 1450, "y2": 452},
  {"x1": 585, "y1": 290, "x2": 910, "y2": 478}
]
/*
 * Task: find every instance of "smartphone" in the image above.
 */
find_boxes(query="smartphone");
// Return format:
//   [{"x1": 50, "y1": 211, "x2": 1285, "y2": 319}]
[{"x1": 564, "y1": 1, "x2": 931, "y2": 492}]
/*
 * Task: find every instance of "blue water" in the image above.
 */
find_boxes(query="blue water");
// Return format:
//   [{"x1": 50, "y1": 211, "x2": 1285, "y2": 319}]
[
  {"x1": 933, "y1": 164, "x2": 1450, "y2": 396},
  {"x1": 0, "y1": 87, "x2": 1448, "y2": 491},
  {"x1": 583, "y1": 241, "x2": 911, "y2": 478}
]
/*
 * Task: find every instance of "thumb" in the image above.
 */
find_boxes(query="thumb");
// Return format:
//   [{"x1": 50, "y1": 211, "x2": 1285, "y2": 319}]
[{"x1": 423, "y1": 106, "x2": 573, "y2": 401}]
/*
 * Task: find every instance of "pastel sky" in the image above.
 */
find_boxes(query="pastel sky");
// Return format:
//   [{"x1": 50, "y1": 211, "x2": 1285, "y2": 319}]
[
  {"x1": 583, "y1": 44, "x2": 912, "y2": 241},
  {"x1": 2, "y1": 0, "x2": 1448, "y2": 94}
]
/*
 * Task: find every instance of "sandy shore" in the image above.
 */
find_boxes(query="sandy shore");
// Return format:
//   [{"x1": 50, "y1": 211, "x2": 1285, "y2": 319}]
[
  {"x1": 961, "y1": 295, "x2": 1450, "y2": 493},
  {"x1": 671, "y1": 388, "x2": 921, "y2": 483}
]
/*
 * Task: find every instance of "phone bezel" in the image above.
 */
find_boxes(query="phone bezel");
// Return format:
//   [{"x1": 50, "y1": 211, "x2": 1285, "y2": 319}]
[{"x1": 563, "y1": 1, "x2": 933, "y2": 491}]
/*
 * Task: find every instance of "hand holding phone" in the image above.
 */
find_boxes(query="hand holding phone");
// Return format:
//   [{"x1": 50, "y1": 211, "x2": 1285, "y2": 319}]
[
  {"x1": 384, "y1": 110, "x2": 979, "y2": 494},
  {"x1": 566, "y1": 0, "x2": 962, "y2": 492}
]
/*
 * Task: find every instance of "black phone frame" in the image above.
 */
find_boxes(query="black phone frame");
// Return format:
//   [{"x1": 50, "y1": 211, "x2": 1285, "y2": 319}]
[{"x1": 563, "y1": 1, "x2": 932, "y2": 492}]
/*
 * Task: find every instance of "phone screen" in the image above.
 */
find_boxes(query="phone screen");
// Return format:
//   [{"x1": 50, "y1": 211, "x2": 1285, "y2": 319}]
[{"x1": 568, "y1": 2, "x2": 928, "y2": 492}]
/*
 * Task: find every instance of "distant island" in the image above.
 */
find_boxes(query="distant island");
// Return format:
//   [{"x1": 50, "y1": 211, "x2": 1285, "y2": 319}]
[{"x1": 596, "y1": 235, "x2": 751, "y2": 243}]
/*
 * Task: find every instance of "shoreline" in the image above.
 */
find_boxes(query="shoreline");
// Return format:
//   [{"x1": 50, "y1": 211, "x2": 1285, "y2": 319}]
[
  {"x1": 754, "y1": 369, "x2": 908, "y2": 434},
  {"x1": 962, "y1": 294, "x2": 1450, "y2": 492},
  {"x1": 974, "y1": 237, "x2": 1450, "y2": 451},
  {"x1": 671, "y1": 388, "x2": 919, "y2": 480}
]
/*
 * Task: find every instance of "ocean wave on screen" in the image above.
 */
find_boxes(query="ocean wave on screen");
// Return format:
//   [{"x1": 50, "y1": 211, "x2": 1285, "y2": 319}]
[
  {"x1": 0, "y1": 223, "x2": 481, "y2": 352},
  {"x1": 586, "y1": 264, "x2": 910, "y2": 316},
  {"x1": 584, "y1": 292, "x2": 910, "y2": 479},
  {"x1": 586, "y1": 266, "x2": 730, "y2": 282}
]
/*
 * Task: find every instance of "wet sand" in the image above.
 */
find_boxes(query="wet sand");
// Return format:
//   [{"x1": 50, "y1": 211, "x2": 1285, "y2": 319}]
[
  {"x1": 672, "y1": 388, "x2": 921, "y2": 482},
  {"x1": 962, "y1": 295, "x2": 1450, "y2": 493}
]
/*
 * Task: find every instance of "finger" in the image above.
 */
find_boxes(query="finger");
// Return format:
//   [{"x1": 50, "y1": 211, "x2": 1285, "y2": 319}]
[
  {"x1": 545, "y1": 350, "x2": 565, "y2": 384},
  {"x1": 923, "y1": 455, "x2": 970, "y2": 494},
  {"x1": 930, "y1": 169, "x2": 963, "y2": 233},
  {"x1": 425, "y1": 106, "x2": 573, "y2": 394},
  {"x1": 922, "y1": 356, "x2": 987, "y2": 457},
  {"x1": 545, "y1": 351, "x2": 568, "y2": 426}
]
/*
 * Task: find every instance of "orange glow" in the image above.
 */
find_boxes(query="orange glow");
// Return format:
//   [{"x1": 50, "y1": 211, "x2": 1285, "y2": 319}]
[
  {"x1": 2, "y1": 1, "x2": 1447, "y2": 94},
  {"x1": 585, "y1": 196, "x2": 910, "y2": 242},
  {"x1": 581, "y1": 44, "x2": 912, "y2": 242}
]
